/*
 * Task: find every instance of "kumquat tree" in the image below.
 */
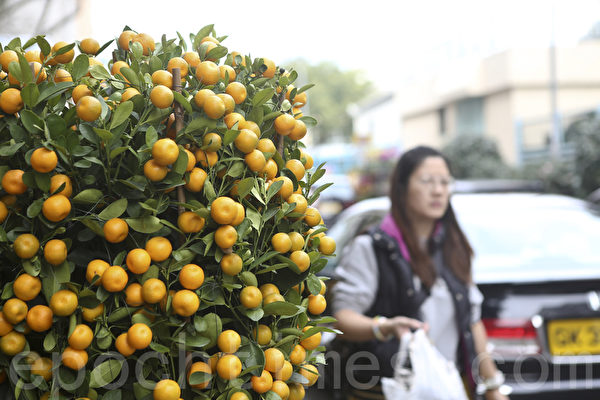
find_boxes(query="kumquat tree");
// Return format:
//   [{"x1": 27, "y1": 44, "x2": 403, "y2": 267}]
[{"x1": 0, "y1": 24, "x2": 338, "y2": 400}]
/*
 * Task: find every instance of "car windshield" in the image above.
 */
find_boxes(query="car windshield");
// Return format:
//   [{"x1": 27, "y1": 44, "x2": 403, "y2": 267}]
[
  {"x1": 324, "y1": 194, "x2": 600, "y2": 283},
  {"x1": 454, "y1": 196, "x2": 600, "y2": 282}
]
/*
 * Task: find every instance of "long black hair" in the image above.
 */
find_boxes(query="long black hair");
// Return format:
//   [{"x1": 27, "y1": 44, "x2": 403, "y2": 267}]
[{"x1": 389, "y1": 146, "x2": 473, "y2": 287}]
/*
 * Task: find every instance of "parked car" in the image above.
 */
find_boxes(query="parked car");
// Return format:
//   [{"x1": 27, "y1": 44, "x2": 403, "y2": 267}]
[
  {"x1": 311, "y1": 173, "x2": 357, "y2": 225},
  {"x1": 320, "y1": 192, "x2": 600, "y2": 399}
]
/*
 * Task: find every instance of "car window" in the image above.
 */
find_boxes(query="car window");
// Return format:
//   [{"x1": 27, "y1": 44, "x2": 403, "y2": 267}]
[
  {"x1": 323, "y1": 210, "x2": 386, "y2": 275},
  {"x1": 457, "y1": 206, "x2": 600, "y2": 279}
]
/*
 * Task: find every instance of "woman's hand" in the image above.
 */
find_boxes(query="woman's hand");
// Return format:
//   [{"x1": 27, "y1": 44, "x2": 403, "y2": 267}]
[
  {"x1": 378, "y1": 316, "x2": 426, "y2": 338},
  {"x1": 484, "y1": 389, "x2": 509, "y2": 400}
]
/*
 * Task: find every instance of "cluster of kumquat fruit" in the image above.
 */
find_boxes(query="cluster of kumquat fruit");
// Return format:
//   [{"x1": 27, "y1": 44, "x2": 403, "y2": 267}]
[{"x1": 0, "y1": 24, "x2": 337, "y2": 400}]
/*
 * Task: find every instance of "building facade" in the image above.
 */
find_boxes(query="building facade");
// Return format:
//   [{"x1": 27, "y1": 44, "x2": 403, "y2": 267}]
[{"x1": 400, "y1": 40, "x2": 600, "y2": 165}]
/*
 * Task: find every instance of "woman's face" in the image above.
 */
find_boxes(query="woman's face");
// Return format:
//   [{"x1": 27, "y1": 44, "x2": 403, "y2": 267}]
[{"x1": 405, "y1": 156, "x2": 453, "y2": 222}]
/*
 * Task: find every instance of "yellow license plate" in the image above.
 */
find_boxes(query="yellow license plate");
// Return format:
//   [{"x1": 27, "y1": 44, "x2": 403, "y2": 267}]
[{"x1": 547, "y1": 318, "x2": 600, "y2": 355}]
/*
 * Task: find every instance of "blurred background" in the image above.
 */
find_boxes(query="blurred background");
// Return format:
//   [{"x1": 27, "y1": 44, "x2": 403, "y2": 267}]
[
  {"x1": 2, "y1": 0, "x2": 600, "y2": 214},
  {"x1": 3, "y1": 2, "x2": 600, "y2": 398}
]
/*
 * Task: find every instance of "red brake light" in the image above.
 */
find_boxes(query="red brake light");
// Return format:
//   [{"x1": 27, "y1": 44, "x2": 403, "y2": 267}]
[{"x1": 483, "y1": 318, "x2": 537, "y2": 339}]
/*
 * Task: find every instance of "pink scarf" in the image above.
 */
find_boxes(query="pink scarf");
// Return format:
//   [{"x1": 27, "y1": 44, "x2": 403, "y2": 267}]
[
  {"x1": 380, "y1": 214, "x2": 443, "y2": 262},
  {"x1": 380, "y1": 214, "x2": 412, "y2": 261}
]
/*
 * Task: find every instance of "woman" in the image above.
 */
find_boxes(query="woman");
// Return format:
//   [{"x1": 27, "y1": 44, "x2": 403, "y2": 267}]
[{"x1": 330, "y1": 146, "x2": 508, "y2": 400}]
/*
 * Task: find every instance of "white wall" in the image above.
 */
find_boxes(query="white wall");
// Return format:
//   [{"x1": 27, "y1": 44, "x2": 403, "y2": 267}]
[{"x1": 352, "y1": 93, "x2": 403, "y2": 149}]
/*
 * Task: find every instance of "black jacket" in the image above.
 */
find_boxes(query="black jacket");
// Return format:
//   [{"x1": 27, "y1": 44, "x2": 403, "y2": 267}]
[{"x1": 338, "y1": 227, "x2": 477, "y2": 394}]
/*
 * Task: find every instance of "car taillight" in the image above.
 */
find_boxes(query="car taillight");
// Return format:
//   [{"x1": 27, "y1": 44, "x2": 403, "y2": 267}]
[{"x1": 483, "y1": 318, "x2": 541, "y2": 358}]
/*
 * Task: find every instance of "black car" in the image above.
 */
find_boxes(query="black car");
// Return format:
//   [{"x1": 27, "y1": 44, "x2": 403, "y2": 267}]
[{"x1": 319, "y1": 192, "x2": 600, "y2": 399}]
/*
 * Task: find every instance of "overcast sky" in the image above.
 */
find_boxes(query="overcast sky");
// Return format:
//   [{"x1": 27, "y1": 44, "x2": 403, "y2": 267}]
[{"x1": 87, "y1": 0, "x2": 600, "y2": 90}]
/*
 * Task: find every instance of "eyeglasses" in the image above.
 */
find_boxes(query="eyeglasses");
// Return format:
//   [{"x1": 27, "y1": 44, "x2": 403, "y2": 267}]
[{"x1": 415, "y1": 175, "x2": 455, "y2": 190}]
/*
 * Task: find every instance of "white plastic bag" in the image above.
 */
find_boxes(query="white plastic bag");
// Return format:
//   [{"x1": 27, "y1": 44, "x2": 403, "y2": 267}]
[{"x1": 381, "y1": 329, "x2": 469, "y2": 400}]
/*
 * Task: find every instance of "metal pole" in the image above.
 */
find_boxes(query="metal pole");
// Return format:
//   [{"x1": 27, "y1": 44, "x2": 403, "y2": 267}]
[{"x1": 549, "y1": 0, "x2": 561, "y2": 159}]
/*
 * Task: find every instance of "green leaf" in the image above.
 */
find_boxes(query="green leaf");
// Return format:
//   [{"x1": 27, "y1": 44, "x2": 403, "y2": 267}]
[
  {"x1": 72, "y1": 189, "x2": 103, "y2": 203},
  {"x1": 7, "y1": 61, "x2": 22, "y2": 85},
  {"x1": 126, "y1": 216, "x2": 162, "y2": 233},
  {"x1": 101, "y1": 390, "x2": 122, "y2": 400},
  {"x1": 264, "y1": 111, "x2": 281, "y2": 122},
  {"x1": 20, "y1": 110, "x2": 44, "y2": 133},
  {"x1": 110, "y1": 146, "x2": 128, "y2": 159},
  {"x1": 246, "y1": 208, "x2": 262, "y2": 233},
  {"x1": 119, "y1": 67, "x2": 141, "y2": 87},
  {"x1": 193, "y1": 25, "x2": 215, "y2": 49},
  {"x1": 109, "y1": 100, "x2": 133, "y2": 130},
  {"x1": 286, "y1": 70, "x2": 299, "y2": 84},
  {"x1": 89, "y1": 359, "x2": 123, "y2": 388},
  {"x1": 173, "y1": 91, "x2": 192, "y2": 114},
  {"x1": 93, "y1": 127, "x2": 113, "y2": 142},
  {"x1": 21, "y1": 83, "x2": 39, "y2": 108},
  {"x1": 130, "y1": 41, "x2": 144, "y2": 60},
  {"x1": 36, "y1": 36, "x2": 51, "y2": 56},
  {"x1": 144, "y1": 107, "x2": 171, "y2": 125},
  {"x1": 309, "y1": 164, "x2": 326, "y2": 185},
  {"x1": 145, "y1": 126, "x2": 158, "y2": 148},
  {"x1": 255, "y1": 263, "x2": 289, "y2": 275},
  {"x1": 79, "y1": 217, "x2": 104, "y2": 236},
  {"x1": 72, "y1": 54, "x2": 90, "y2": 80},
  {"x1": 241, "y1": 307, "x2": 264, "y2": 322},
  {"x1": 226, "y1": 161, "x2": 244, "y2": 178},
  {"x1": 74, "y1": 159, "x2": 92, "y2": 168},
  {"x1": 263, "y1": 301, "x2": 305, "y2": 317},
  {"x1": 96, "y1": 39, "x2": 115, "y2": 56},
  {"x1": 203, "y1": 179, "x2": 216, "y2": 202},
  {"x1": 265, "y1": 392, "x2": 283, "y2": 400},
  {"x1": 98, "y1": 199, "x2": 128, "y2": 220},
  {"x1": 239, "y1": 341, "x2": 265, "y2": 376},
  {"x1": 299, "y1": 115, "x2": 318, "y2": 127},
  {"x1": 239, "y1": 271, "x2": 258, "y2": 287},
  {"x1": 223, "y1": 129, "x2": 240, "y2": 146},
  {"x1": 52, "y1": 42, "x2": 75, "y2": 57},
  {"x1": 248, "y1": 106, "x2": 264, "y2": 126},
  {"x1": 1, "y1": 283, "x2": 14, "y2": 300},
  {"x1": 199, "y1": 312, "x2": 221, "y2": 349},
  {"x1": 309, "y1": 316, "x2": 337, "y2": 325},
  {"x1": 34, "y1": 172, "x2": 50, "y2": 192},
  {"x1": 307, "y1": 182, "x2": 333, "y2": 205},
  {"x1": 89, "y1": 64, "x2": 111, "y2": 80},
  {"x1": 0, "y1": 142, "x2": 24, "y2": 157},
  {"x1": 22, "y1": 258, "x2": 41, "y2": 276},
  {"x1": 149, "y1": 342, "x2": 170, "y2": 353},
  {"x1": 78, "y1": 293, "x2": 100, "y2": 309},
  {"x1": 185, "y1": 334, "x2": 211, "y2": 349},
  {"x1": 252, "y1": 88, "x2": 275, "y2": 107},
  {"x1": 172, "y1": 146, "x2": 188, "y2": 175},
  {"x1": 189, "y1": 371, "x2": 211, "y2": 386},
  {"x1": 43, "y1": 331, "x2": 56, "y2": 352},
  {"x1": 149, "y1": 56, "x2": 162, "y2": 72},
  {"x1": 22, "y1": 172, "x2": 36, "y2": 190},
  {"x1": 26, "y1": 198, "x2": 43, "y2": 218},
  {"x1": 236, "y1": 177, "x2": 254, "y2": 199},
  {"x1": 35, "y1": 81, "x2": 74, "y2": 106},
  {"x1": 133, "y1": 383, "x2": 152, "y2": 399},
  {"x1": 297, "y1": 83, "x2": 314, "y2": 94},
  {"x1": 119, "y1": 176, "x2": 147, "y2": 191},
  {"x1": 184, "y1": 117, "x2": 217, "y2": 134},
  {"x1": 266, "y1": 179, "x2": 283, "y2": 203},
  {"x1": 300, "y1": 325, "x2": 342, "y2": 339},
  {"x1": 107, "y1": 307, "x2": 130, "y2": 323},
  {"x1": 194, "y1": 315, "x2": 208, "y2": 332},
  {"x1": 250, "y1": 250, "x2": 280, "y2": 269},
  {"x1": 306, "y1": 274, "x2": 322, "y2": 295},
  {"x1": 206, "y1": 45, "x2": 228, "y2": 61},
  {"x1": 8, "y1": 124, "x2": 27, "y2": 142}
]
